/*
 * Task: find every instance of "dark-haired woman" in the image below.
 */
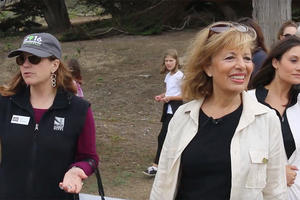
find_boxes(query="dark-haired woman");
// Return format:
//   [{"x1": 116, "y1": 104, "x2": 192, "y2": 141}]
[
  {"x1": 0, "y1": 33, "x2": 99, "y2": 199},
  {"x1": 68, "y1": 58, "x2": 84, "y2": 97},
  {"x1": 249, "y1": 36, "x2": 300, "y2": 200}
]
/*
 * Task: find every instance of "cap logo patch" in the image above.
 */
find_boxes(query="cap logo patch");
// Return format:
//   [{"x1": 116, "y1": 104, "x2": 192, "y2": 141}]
[{"x1": 23, "y1": 35, "x2": 42, "y2": 46}]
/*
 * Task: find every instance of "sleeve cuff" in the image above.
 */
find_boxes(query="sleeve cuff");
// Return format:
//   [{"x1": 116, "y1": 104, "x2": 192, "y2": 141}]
[{"x1": 70, "y1": 161, "x2": 93, "y2": 176}]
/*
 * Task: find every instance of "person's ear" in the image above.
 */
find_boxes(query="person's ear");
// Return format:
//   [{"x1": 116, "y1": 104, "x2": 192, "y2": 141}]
[
  {"x1": 279, "y1": 35, "x2": 284, "y2": 40},
  {"x1": 51, "y1": 59, "x2": 60, "y2": 73},
  {"x1": 272, "y1": 58, "x2": 279, "y2": 70},
  {"x1": 203, "y1": 65, "x2": 213, "y2": 77}
]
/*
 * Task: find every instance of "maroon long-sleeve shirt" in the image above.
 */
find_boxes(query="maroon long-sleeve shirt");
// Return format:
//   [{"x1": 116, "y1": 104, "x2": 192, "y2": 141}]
[{"x1": 34, "y1": 107, "x2": 99, "y2": 176}]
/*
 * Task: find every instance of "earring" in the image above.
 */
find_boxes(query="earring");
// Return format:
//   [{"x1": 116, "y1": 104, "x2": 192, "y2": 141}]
[
  {"x1": 206, "y1": 72, "x2": 212, "y2": 78},
  {"x1": 51, "y1": 72, "x2": 57, "y2": 88}
]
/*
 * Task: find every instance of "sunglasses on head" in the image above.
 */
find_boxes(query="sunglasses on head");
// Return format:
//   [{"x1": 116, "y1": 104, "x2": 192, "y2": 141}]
[
  {"x1": 16, "y1": 54, "x2": 42, "y2": 65},
  {"x1": 208, "y1": 22, "x2": 257, "y2": 39}
]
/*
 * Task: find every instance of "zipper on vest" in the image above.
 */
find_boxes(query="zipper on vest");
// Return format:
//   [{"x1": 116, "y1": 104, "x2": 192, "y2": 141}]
[
  {"x1": 34, "y1": 123, "x2": 39, "y2": 132},
  {"x1": 27, "y1": 123, "x2": 39, "y2": 193}
]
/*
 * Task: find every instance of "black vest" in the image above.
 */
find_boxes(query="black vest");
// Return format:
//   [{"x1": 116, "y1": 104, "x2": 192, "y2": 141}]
[{"x1": 0, "y1": 88, "x2": 90, "y2": 199}]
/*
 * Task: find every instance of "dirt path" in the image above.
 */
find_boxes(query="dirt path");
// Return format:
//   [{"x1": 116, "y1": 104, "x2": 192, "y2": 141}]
[{"x1": 0, "y1": 29, "x2": 198, "y2": 200}]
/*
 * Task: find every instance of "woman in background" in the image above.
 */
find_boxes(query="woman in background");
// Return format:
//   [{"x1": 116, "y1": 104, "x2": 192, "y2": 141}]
[
  {"x1": 277, "y1": 20, "x2": 298, "y2": 40},
  {"x1": 249, "y1": 36, "x2": 300, "y2": 200},
  {"x1": 68, "y1": 58, "x2": 84, "y2": 97},
  {"x1": 238, "y1": 17, "x2": 268, "y2": 76}
]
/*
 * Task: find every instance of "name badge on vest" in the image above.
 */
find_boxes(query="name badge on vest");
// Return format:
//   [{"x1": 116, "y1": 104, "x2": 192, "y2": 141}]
[{"x1": 11, "y1": 115, "x2": 30, "y2": 125}]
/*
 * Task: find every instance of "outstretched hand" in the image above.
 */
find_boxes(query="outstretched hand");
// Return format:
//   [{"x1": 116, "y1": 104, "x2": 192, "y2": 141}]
[{"x1": 59, "y1": 167, "x2": 88, "y2": 193}]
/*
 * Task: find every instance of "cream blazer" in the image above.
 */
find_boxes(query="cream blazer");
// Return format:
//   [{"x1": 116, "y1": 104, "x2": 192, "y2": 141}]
[
  {"x1": 248, "y1": 89, "x2": 300, "y2": 200},
  {"x1": 150, "y1": 91, "x2": 287, "y2": 200}
]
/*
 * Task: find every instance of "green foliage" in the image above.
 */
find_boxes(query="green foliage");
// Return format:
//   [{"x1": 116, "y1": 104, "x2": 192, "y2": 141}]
[
  {"x1": 0, "y1": 11, "x2": 14, "y2": 21},
  {"x1": 0, "y1": 0, "x2": 44, "y2": 35},
  {"x1": 2, "y1": 42, "x2": 15, "y2": 52},
  {"x1": 63, "y1": 55, "x2": 69, "y2": 61},
  {"x1": 67, "y1": 3, "x2": 104, "y2": 17},
  {"x1": 8, "y1": 0, "x2": 44, "y2": 18}
]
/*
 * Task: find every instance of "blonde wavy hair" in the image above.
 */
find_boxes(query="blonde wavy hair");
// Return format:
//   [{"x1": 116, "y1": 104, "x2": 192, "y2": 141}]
[
  {"x1": 0, "y1": 56, "x2": 77, "y2": 96},
  {"x1": 182, "y1": 21, "x2": 256, "y2": 101}
]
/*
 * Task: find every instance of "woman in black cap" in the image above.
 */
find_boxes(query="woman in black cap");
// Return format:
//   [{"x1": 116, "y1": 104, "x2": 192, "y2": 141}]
[{"x1": 0, "y1": 32, "x2": 99, "y2": 199}]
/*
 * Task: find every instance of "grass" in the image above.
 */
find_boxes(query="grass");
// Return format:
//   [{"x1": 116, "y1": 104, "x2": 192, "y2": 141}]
[
  {"x1": 111, "y1": 170, "x2": 133, "y2": 186},
  {"x1": 110, "y1": 135, "x2": 125, "y2": 143}
]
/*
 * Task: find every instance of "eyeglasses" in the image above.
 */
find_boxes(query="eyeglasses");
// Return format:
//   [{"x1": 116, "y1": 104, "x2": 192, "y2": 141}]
[
  {"x1": 16, "y1": 54, "x2": 42, "y2": 65},
  {"x1": 208, "y1": 22, "x2": 257, "y2": 39},
  {"x1": 282, "y1": 33, "x2": 293, "y2": 38}
]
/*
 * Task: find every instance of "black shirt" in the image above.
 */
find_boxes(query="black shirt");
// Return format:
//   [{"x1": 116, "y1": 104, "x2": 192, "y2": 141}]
[
  {"x1": 176, "y1": 104, "x2": 243, "y2": 200},
  {"x1": 255, "y1": 86, "x2": 296, "y2": 159}
]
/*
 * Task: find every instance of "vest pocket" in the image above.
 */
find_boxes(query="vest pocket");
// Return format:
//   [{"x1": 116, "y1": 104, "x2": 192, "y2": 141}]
[{"x1": 245, "y1": 150, "x2": 268, "y2": 189}]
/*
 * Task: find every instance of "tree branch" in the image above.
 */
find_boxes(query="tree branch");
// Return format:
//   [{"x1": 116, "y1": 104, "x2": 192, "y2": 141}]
[{"x1": 162, "y1": 16, "x2": 191, "y2": 31}]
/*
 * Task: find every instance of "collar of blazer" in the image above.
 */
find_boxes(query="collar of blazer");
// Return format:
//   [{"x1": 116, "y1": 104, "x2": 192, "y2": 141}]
[{"x1": 182, "y1": 91, "x2": 270, "y2": 132}]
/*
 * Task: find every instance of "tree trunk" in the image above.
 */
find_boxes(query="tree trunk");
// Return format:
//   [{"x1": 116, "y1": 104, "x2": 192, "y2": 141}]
[
  {"x1": 42, "y1": 0, "x2": 71, "y2": 32},
  {"x1": 252, "y1": 0, "x2": 292, "y2": 48}
]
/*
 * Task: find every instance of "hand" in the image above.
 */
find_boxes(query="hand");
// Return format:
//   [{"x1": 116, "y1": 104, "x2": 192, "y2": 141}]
[
  {"x1": 162, "y1": 96, "x2": 170, "y2": 103},
  {"x1": 59, "y1": 167, "x2": 88, "y2": 193},
  {"x1": 154, "y1": 95, "x2": 162, "y2": 102},
  {"x1": 286, "y1": 165, "x2": 298, "y2": 187}
]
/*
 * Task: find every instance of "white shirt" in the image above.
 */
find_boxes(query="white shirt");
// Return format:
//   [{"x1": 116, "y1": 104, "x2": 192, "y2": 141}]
[{"x1": 164, "y1": 70, "x2": 183, "y2": 114}]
